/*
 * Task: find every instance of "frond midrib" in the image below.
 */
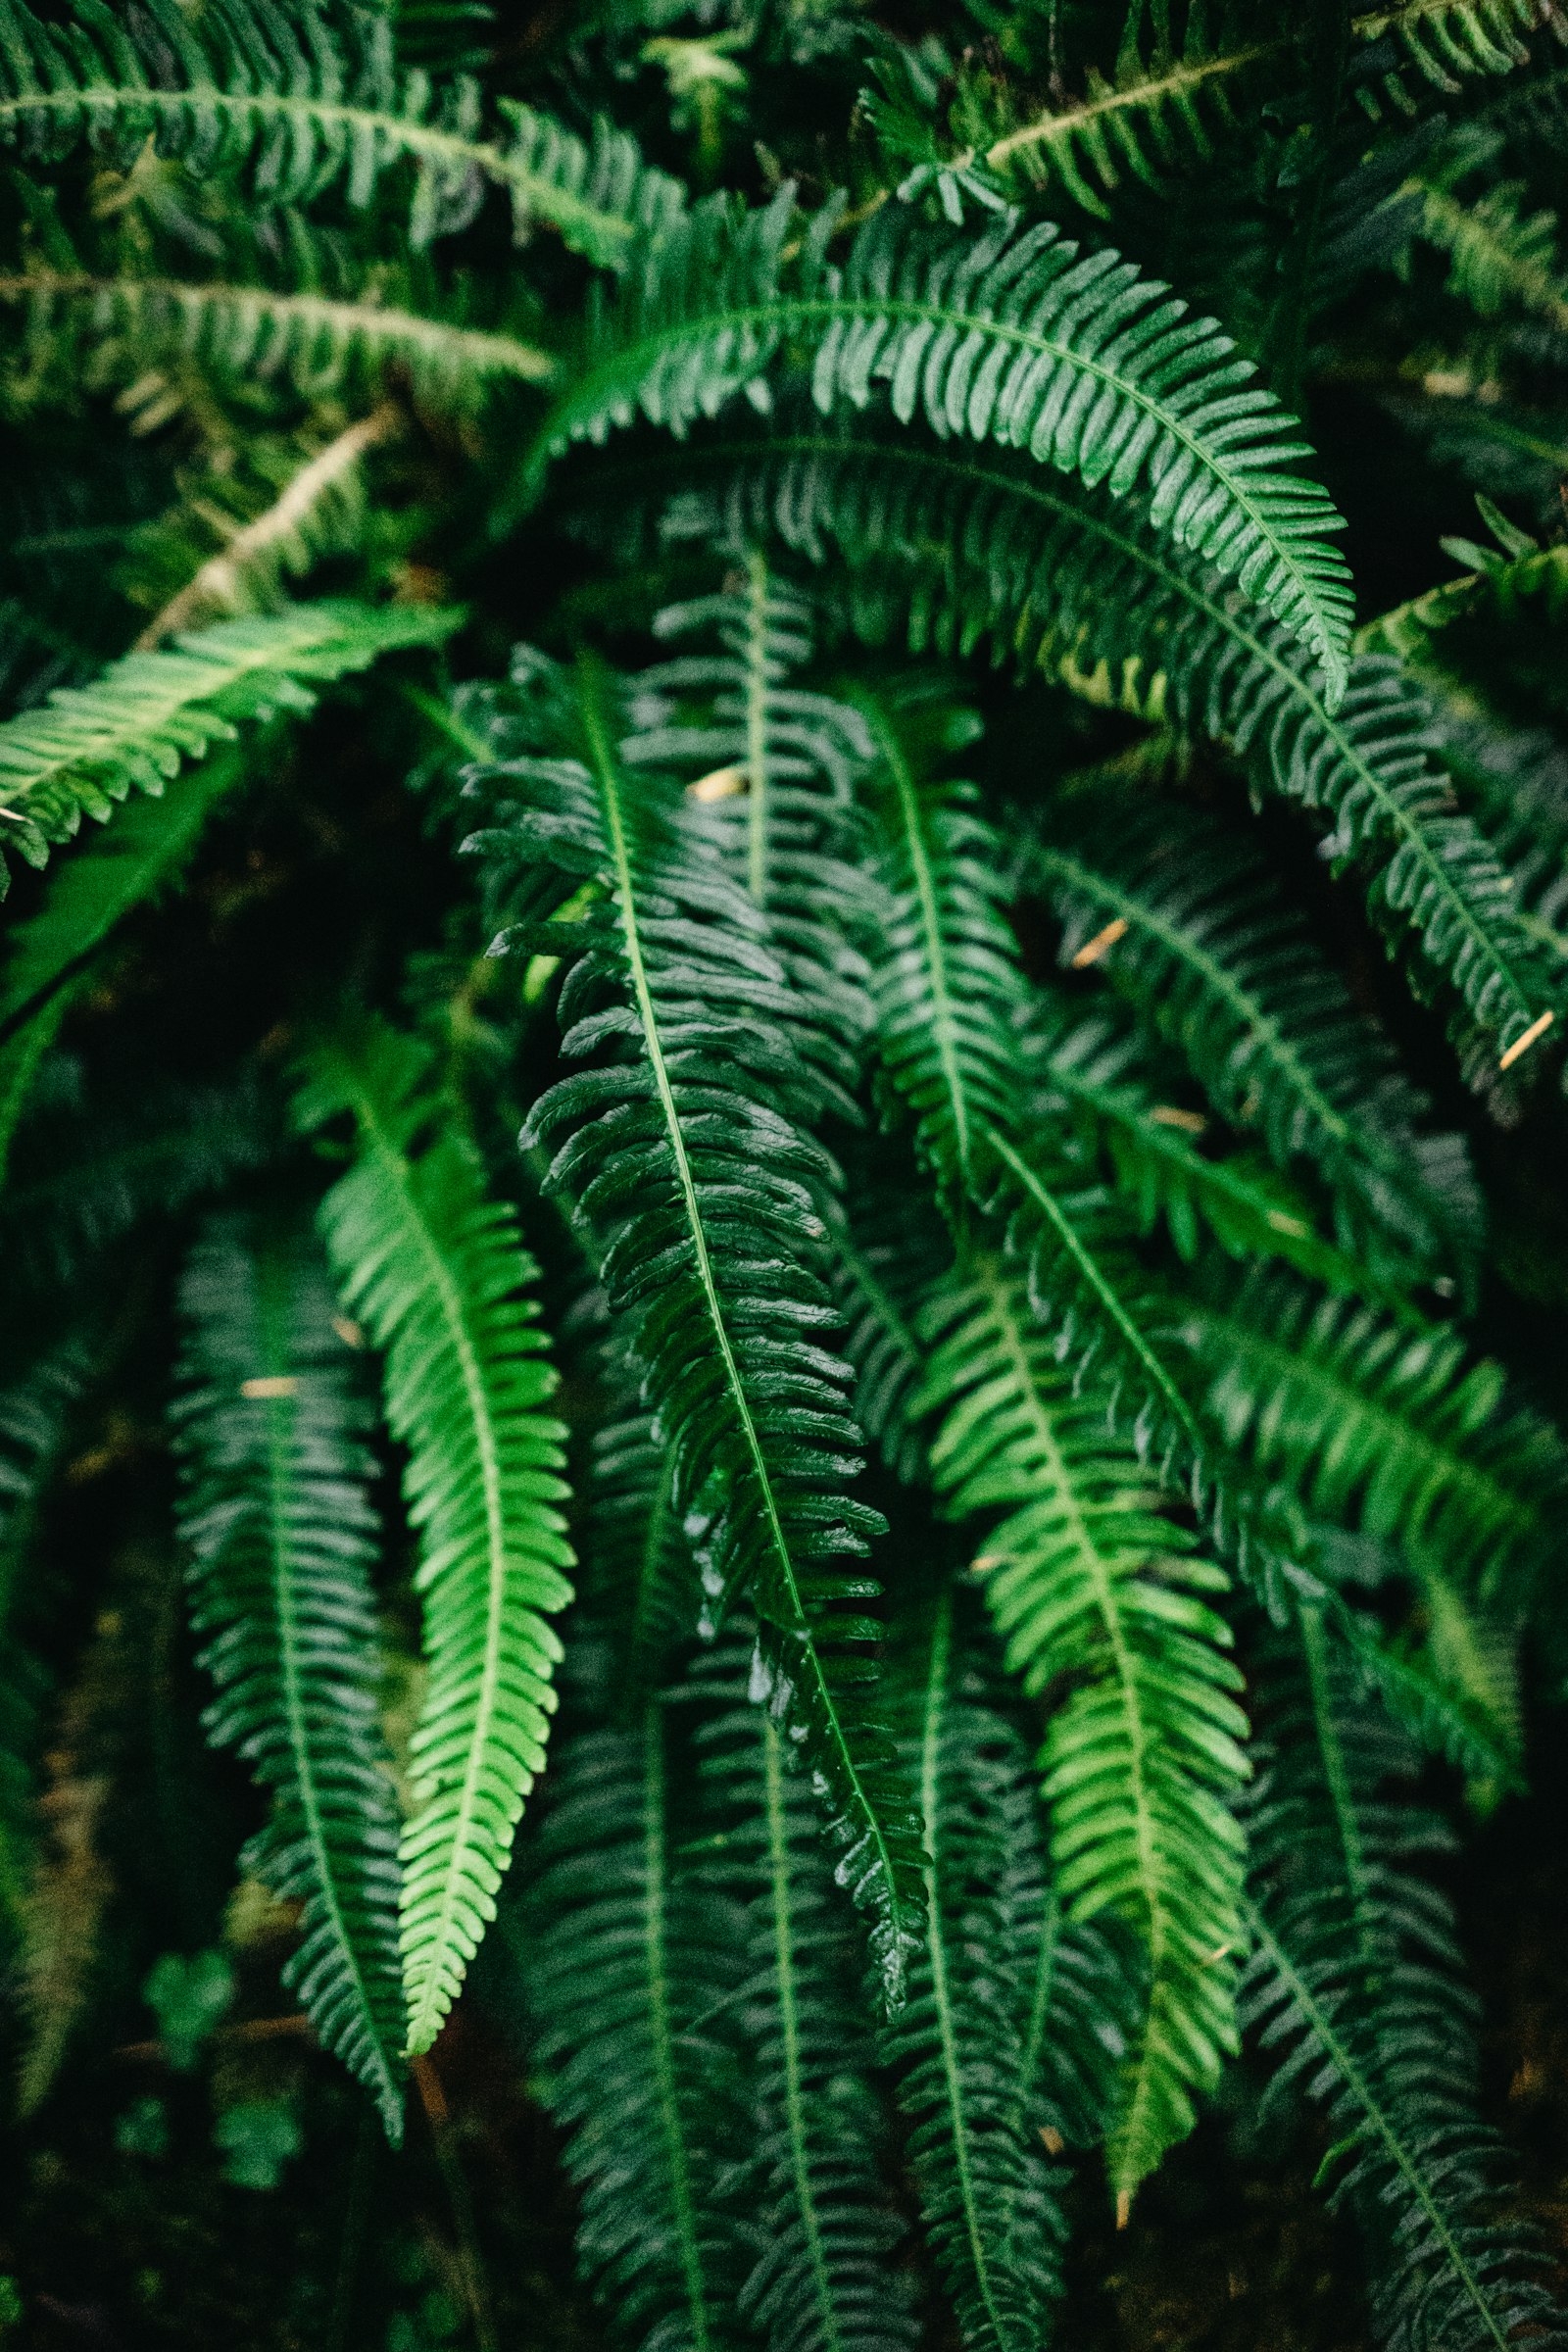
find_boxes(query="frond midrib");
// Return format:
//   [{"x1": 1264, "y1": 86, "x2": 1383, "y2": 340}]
[{"x1": 643, "y1": 1710, "x2": 716, "y2": 2352}]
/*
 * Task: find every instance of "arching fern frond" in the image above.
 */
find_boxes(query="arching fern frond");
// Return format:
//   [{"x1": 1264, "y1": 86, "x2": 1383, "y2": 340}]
[
  {"x1": 0, "y1": 599, "x2": 456, "y2": 879},
  {"x1": 467, "y1": 648, "x2": 924, "y2": 2003},
  {"x1": 538, "y1": 194, "x2": 1354, "y2": 695},
  {"x1": 648, "y1": 429, "x2": 1556, "y2": 1070},
  {"x1": 515, "y1": 1712, "x2": 751, "y2": 2352},
  {"x1": 172, "y1": 1213, "x2": 406, "y2": 2137},
  {"x1": 0, "y1": 0, "x2": 684, "y2": 266},
  {"x1": 914, "y1": 1257, "x2": 1249, "y2": 2204},
  {"x1": 295, "y1": 1014, "x2": 575, "y2": 2055}
]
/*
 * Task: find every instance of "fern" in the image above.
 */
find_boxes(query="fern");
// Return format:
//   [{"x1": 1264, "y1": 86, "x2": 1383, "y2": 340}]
[
  {"x1": 536, "y1": 192, "x2": 1354, "y2": 695},
  {"x1": 172, "y1": 1213, "x2": 406, "y2": 2135},
  {"x1": 0, "y1": 598, "x2": 456, "y2": 878},
  {"x1": 914, "y1": 1256, "x2": 1249, "y2": 2203},
  {"x1": 0, "y1": 0, "x2": 685, "y2": 266},
  {"x1": 468, "y1": 646, "x2": 925, "y2": 2003},
  {"x1": 295, "y1": 1013, "x2": 575, "y2": 2054}
]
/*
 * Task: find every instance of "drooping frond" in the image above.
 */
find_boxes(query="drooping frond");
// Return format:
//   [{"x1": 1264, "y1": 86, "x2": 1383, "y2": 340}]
[
  {"x1": 514, "y1": 1713, "x2": 751, "y2": 2352},
  {"x1": 651, "y1": 429, "x2": 1557, "y2": 1069},
  {"x1": 468, "y1": 647, "x2": 925, "y2": 2003},
  {"x1": 622, "y1": 556, "x2": 878, "y2": 1109},
  {"x1": 295, "y1": 1013, "x2": 575, "y2": 2054},
  {"x1": 0, "y1": 0, "x2": 684, "y2": 265},
  {"x1": 1409, "y1": 138, "x2": 1568, "y2": 330},
  {"x1": 1243, "y1": 1604, "x2": 1560, "y2": 2352},
  {"x1": 884, "y1": 1595, "x2": 1123, "y2": 2336},
  {"x1": 0, "y1": 205, "x2": 555, "y2": 417},
  {"x1": 1026, "y1": 799, "x2": 1486, "y2": 1288},
  {"x1": 537, "y1": 193, "x2": 1354, "y2": 694},
  {"x1": 0, "y1": 598, "x2": 456, "y2": 877},
  {"x1": 700, "y1": 1674, "x2": 918, "y2": 2352},
  {"x1": 172, "y1": 1213, "x2": 406, "y2": 2136},
  {"x1": 914, "y1": 1256, "x2": 1249, "y2": 2202},
  {"x1": 0, "y1": 741, "x2": 250, "y2": 1176}
]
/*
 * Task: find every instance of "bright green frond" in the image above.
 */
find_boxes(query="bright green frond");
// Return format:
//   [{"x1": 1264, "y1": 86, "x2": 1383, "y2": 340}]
[
  {"x1": 295, "y1": 1013, "x2": 574, "y2": 2054},
  {"x1": 172, "y1": 1213, "x2": 406, "y2": 2135},
  {"x1": 914, "y1": 1257, "x2": 1249, "y2": 2202},
  {"x1": 0, "y1": 599, "x2": 457, "y2": 877}
]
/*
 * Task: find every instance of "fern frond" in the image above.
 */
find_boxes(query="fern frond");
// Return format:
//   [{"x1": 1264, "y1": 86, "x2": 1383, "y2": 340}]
[
  {"x1": 882, "y1": 1597, "x2": 1087, "y2": 2343},
  {"x1": 517, "y1": 1712, "x2": 752, "y2": 2352},
  {"x1": 538, "y1": 194, "x2": 1354, "y2": 694},
  {"x1": 0, "y1": 599, "x2": 456, "y2": 877},
  {"x1": 0, "y1": 0, "x2": 684, "y2": 266},
  {"x1": 1026, "y1": 801, "x2": 1486, "y2": 1286},
  {"x1": 701, "y1": 1677, "x2": 918, "y2": 2352},
  {"x1": 172, "y1": 1213, "x2": 406, "y2": 2135},
  {"x1": 1411, "y1": 153, "x2": 1568, "y2": 329},
  {"x1": 469, "y1": 647, "x2": 925, "y2": 2003},
  {"x1": 914, "y1": 1257, "x2": 1249, "y2": 2202},
  {"x1": 295, "y1": 1013, "x2": 575, "y2": 2054},
  {"x1": 1357, "y1": 510, "x2": 1568, "y2": 663},
  {"x1": 656, "y1": 429, "x2": 1556, "y2": 1068}
]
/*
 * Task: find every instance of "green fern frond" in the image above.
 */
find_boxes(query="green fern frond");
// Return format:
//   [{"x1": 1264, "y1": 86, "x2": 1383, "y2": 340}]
[
  {"x1": 468, "y1": 647, "x2": 924, "y2": 2003},
  {"x1": 1357, "y1": 508, "x2": 1568, "y2": 663},
  {"x1": 701, "y1": 1677, "x2": 918, "y2": 2352},
  {"x1": 537, "y1": 193, "x2": 1354, "y2": 694},
  {"x1": 914, "y1": 1257, "x2": 1249, "y2": 2202},
  {"x1": 1025, "y1": 801, "x2": 1486, "y2": 1286},
  {"x1": 0, "y1": 0, "x2": 684, "y2": 266},
  {"x1": 882, "y1": 1597, "x2": 1086, "y2": 2343},
  {"x1": 172, "y1": 1213, "x2": 406, "y2": 2135},
  {"x1": 0, "y1": 599, "x2": 457, "y2": 878},
  {"x1": 295, "y1": 1013, "x2": 575, "y2": 2054},
  {"x1": 516, "y1": 1712, "x2": 752, "y2": 2352},
  {"x1": 655, "y1": 429, "x2": 1556, "y2": 1068}
]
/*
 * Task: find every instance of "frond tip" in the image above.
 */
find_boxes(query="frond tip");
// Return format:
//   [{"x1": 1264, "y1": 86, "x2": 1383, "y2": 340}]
[{"x1": 295, "y1": 1015, "x2": 574, "y2": 2055}]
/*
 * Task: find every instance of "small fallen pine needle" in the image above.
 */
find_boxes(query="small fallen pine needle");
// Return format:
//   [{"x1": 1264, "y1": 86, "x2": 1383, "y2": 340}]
[
  {"x1": 1116, "y1": 2190, "x2": 1132, "y2": 2231},
  {"x1": 240, "y1": 1375, "x2": 298, "y2": 1399},
  {"x1": 689, "y1": 763, "x2": 748, "y2": 802},
  {"x1": 1040, "y1": 2126, "x2": 1065, "y2": 2156},
  {"x1": 1150, "y1": 1104, "x2": 1207, "y2": 1133},
  {"x1": 1071, "y1": 914, "x2": 1129, "y2": 968},
  {"x1": 1499, "y1": 1009, "x2": 1554, "y2": 1072}
]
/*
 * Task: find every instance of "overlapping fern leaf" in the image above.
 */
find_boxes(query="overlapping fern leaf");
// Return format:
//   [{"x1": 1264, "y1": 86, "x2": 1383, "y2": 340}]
[
  {"x1": 295, "y1": 1013, "x2": 574, "y2": 2053},
  {"x1": 172, "y1": 1212, "x2": 406, "y2": 2135},
  {"x1": 0, "y1": 0, "x2": 684, "y2": 264},
  {"x1": 465, "y1": 647, "x2": 923, "y2": 1999},
  {"x1": 700, "y1": 1665, "x2": 917, "y2": 2352},
  {"x1": 514, "y1": 1710, "x2": 752, "y2": 2352},
  {"x1": 538, "y1": 192, "x2": 1354, "y2": 695},
  {"x1": 913, "y1": 1258, "x2": 1249, "y2": 2203},
  {"x1": 1243, "y1": 1605, "x2": 1560, "y2": 2352},
  {"x1": 0, "y1": 598, "x2": 455, "y2": 878},
  {"x1": 641, "y1": 432, "x2": 1558, "y2": 1069},
  {"x1": 884, "y1": 1594, "x2": 1126, "y2": 2338}
]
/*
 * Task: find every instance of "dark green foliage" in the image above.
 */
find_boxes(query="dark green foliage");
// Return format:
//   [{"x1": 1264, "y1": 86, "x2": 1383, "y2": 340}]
[
  {"x1": 2, "y1": 6, "x2": 1568, "y2": 2347},
  {"x1": 172, "y1": 1214, "x2": 406, "y2": 2135}
]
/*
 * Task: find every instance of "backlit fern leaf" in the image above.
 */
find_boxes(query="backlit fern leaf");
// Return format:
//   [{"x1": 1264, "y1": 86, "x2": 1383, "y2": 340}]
[
  {"x1": 537, "y1": 193, "x2": 1354, "y2": 694},
  {"x1": 912, "y1": 1268, "x2": 1249, "y2": 2203},
  {"x1": 295, "y1": 1014, "x2": 575, "y2": 2054},
  {"x1": 172, "y1": 1213, "x2": 406, "y2": 2135},
  {"x1": 0, "y1": 0, "x2": 684, "y2": 265},
  {"x1": 467, "y1": 647, "x2": 925, "y2": 2003}
]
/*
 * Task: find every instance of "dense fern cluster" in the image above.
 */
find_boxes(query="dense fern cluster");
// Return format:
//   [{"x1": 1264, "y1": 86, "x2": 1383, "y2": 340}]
[{"x1": 3, "y1": 1, "x2": 1568, "y2": 2345}]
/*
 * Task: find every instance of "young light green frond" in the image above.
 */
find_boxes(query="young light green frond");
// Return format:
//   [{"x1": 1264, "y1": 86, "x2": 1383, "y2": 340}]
[
  {"x1": 1244, "y1": 1607, "x2": 1558, "y2": 2352},
  {"x1": 623, "y1": 554, "x2": 879, "y2": 1111},
  {"x1": 0, "y1": 0, "x2": 684, "y2": 265},
  {"x1": 1025, "y1": 801, "x2": 1486, "y2": 1289},
  {"x1": 468, "y1": 647, "x2": 924, "y2": 2004},
  {"x1": 172, "y1": 1213, "x2": 406, "y2": 2136},
  {"x1": 662, "y1": 430, "x2": 1555, "y2": 1068},
  {"x1": 515, "y1": 1712, "x2": 751, "y2": 2352},
  {"x1": 1357, "y1": 508, "x2": 1568, "y2": 663},
  {"x1": 881, "y1": 1598, "x2": 1081, "y2": 2347},
  {"x1": 537, "y1": 194, "x2": 1354, "y2": 694},
  {"x1": 0, "y1": 599, "x2": 457, "y2": 877},
  {"x1": 295, "y1": 1014, "x2": 574, "y2": 2054},
  {"x1": 913, "y1": 1257, "x2": 1249, "y2": 2203},
  {"x1": 701, "y1": 1679, "x2": 918, "y2": 2352}
]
